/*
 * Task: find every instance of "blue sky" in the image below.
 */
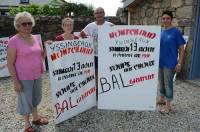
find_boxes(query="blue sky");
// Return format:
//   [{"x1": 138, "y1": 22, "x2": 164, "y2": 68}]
[{"x1": 64, "y1": 0, "x2": 123, "y2": 16}]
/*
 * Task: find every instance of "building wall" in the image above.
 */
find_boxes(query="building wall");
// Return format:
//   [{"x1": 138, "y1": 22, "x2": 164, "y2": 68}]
[
  {"x1": 127, "y1": 0, "x2": 197, "y2": 79},
  {"x1": 116, "y1": 7, "x2": 128, "y2": 24},
  {"x1": 129, "y1": 0, "x2": 196, "y2": 35}
]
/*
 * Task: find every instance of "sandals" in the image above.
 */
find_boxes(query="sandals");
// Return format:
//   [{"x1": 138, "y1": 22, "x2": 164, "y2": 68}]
[
  {"x1": 157, "y1": 100, "x2": 166, "y2": 105},
  {"x1": 24, "y1": 126, "x2": 35, "y2": 132},
  {"x1": 32, "y1": 116, "x2": 48, "y2": 125},
  {"x1": 159, "y1": 108, "x2": 171, "y2": 114}
]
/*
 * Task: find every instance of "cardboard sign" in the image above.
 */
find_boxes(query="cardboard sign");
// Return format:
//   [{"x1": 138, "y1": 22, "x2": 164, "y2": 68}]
[
  {"x1": 46, "y1": 38, "x2": 96, "y2": 124},
  {"x1": 98, "y1": 25, "x2": 161, "y2": 110},
  {"x1": 0, "y1": 37, "x2": 9, "y2": 77}
]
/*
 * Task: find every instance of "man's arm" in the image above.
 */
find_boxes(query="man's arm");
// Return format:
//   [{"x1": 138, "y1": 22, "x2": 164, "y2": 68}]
[{"x1": 80, "y1": 31, "x2": 87, "y2": 38}]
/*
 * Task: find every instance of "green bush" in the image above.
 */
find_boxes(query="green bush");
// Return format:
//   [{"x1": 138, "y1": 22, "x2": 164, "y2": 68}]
[{"x1": 9, "y1": 1, "x2": 94, "y2": 16}]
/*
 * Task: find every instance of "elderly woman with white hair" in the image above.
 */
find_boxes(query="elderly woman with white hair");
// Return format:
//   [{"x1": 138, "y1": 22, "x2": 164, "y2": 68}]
[{"x1": 7, "y1": 11, "x2": 48, "y2": 132}]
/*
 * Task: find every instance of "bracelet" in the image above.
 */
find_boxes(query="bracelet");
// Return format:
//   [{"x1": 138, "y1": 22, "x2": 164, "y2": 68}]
[{"x1": 177, "y1": 63, "x2": 181, "y2": 66}]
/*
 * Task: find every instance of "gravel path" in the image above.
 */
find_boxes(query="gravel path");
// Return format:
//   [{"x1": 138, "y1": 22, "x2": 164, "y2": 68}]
[{"x1": 1, "y1": 73, "x2": 200, "y2": 132}]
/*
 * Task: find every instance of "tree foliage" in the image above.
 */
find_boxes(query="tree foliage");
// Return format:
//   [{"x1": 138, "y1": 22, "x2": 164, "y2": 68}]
[{"x1": 9, "y1": 0, "x2": 94, "y2": 16}]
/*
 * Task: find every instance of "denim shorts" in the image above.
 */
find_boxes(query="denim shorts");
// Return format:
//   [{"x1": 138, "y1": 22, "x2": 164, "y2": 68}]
[
  {"x1": 158, "y1": 68, "x2": 175, "y2": 101},
  {"x1": 16, "y1": 78, "x2": 42, "y2": 115}
]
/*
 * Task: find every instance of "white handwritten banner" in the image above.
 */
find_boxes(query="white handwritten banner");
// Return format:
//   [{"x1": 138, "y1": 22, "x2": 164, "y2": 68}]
[
  {"x1": 46, "y1": 38, "x2": 96, "y2": 124},
  {"x1": 0, "y1": 37, "x2": 9, "y2": 77},
  {"x1": 98, "y1": 25, "x2": 161, "y2": 110}
]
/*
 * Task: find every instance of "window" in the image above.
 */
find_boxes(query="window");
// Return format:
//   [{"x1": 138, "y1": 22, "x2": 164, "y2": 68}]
[{"x1": 20, "y1": 0, "x2": 29, "y2": 4}]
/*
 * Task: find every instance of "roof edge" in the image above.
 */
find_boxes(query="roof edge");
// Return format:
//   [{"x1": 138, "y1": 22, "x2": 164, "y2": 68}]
[{"x1": 123, "y1": 0, "x2": 135, "y2": 8}]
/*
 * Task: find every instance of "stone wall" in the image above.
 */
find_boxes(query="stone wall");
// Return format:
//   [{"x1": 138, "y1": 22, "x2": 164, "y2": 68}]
[
  {"x1": 129, "y1": 0, "x2": 196, "y2": 35},
  {"x1": 0, "y1": 16, "x2": 122, "y2": 41},
  {"x1": 128, "y1": 0, "x2": 197, "y2": 79}
]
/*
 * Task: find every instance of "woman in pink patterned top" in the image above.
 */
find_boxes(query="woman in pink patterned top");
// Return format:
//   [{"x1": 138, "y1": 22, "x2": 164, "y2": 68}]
[{"x1": 7, "y1": 12, "x2": 48, "y2": 132}]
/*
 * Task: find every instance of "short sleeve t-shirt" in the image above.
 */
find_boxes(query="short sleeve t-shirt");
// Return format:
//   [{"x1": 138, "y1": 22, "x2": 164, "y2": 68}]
[
  {"x1": 159, "y1": 27, "x2": 186, "y2": 68},
  {"x1": 82, "y1": 21, "x2": 113, "y2": 56},
  {"x1": 8, "y1": 35, "x2": 44, "y2": 80}
]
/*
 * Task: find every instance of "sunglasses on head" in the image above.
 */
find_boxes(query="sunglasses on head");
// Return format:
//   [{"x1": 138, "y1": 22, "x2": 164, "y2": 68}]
[{"x1": 21, "y1": 22, "x2": 32, "y2": 27}]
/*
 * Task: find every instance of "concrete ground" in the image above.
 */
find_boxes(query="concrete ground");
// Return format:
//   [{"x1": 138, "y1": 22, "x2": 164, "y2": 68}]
[{"x1": 0, "y1": 73, "x2": 200, "y2": 132}]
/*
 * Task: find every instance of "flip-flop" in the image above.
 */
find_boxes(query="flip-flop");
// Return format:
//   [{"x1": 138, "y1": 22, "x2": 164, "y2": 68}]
[
  {"x1": 32, "y1": 117, "x2": 48, "y2": 125},
  {"x1": 24, "y1": 126, "x2": 35, "y2": 132}
]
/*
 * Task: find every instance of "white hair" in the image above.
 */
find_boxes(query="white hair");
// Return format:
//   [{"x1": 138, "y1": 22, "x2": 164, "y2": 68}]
[{"x1": 14, "y1": 11, "x2": 35, "y2": 31}]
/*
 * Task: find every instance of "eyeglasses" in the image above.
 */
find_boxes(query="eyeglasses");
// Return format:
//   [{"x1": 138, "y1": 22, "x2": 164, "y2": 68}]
[{"x1": 21, "y1": 22, "x2": 32, "y2": 27}]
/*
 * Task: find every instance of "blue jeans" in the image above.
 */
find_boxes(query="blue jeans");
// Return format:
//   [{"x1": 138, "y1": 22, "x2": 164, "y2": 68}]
[{"x1": 159, "y1": 68, "x2": 175, "y2": 102}]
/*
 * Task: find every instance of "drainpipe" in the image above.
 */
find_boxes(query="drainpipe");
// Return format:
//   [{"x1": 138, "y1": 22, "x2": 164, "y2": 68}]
[{"x1": 128, "y1": 11, "x2": 131, "y2": 25}]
